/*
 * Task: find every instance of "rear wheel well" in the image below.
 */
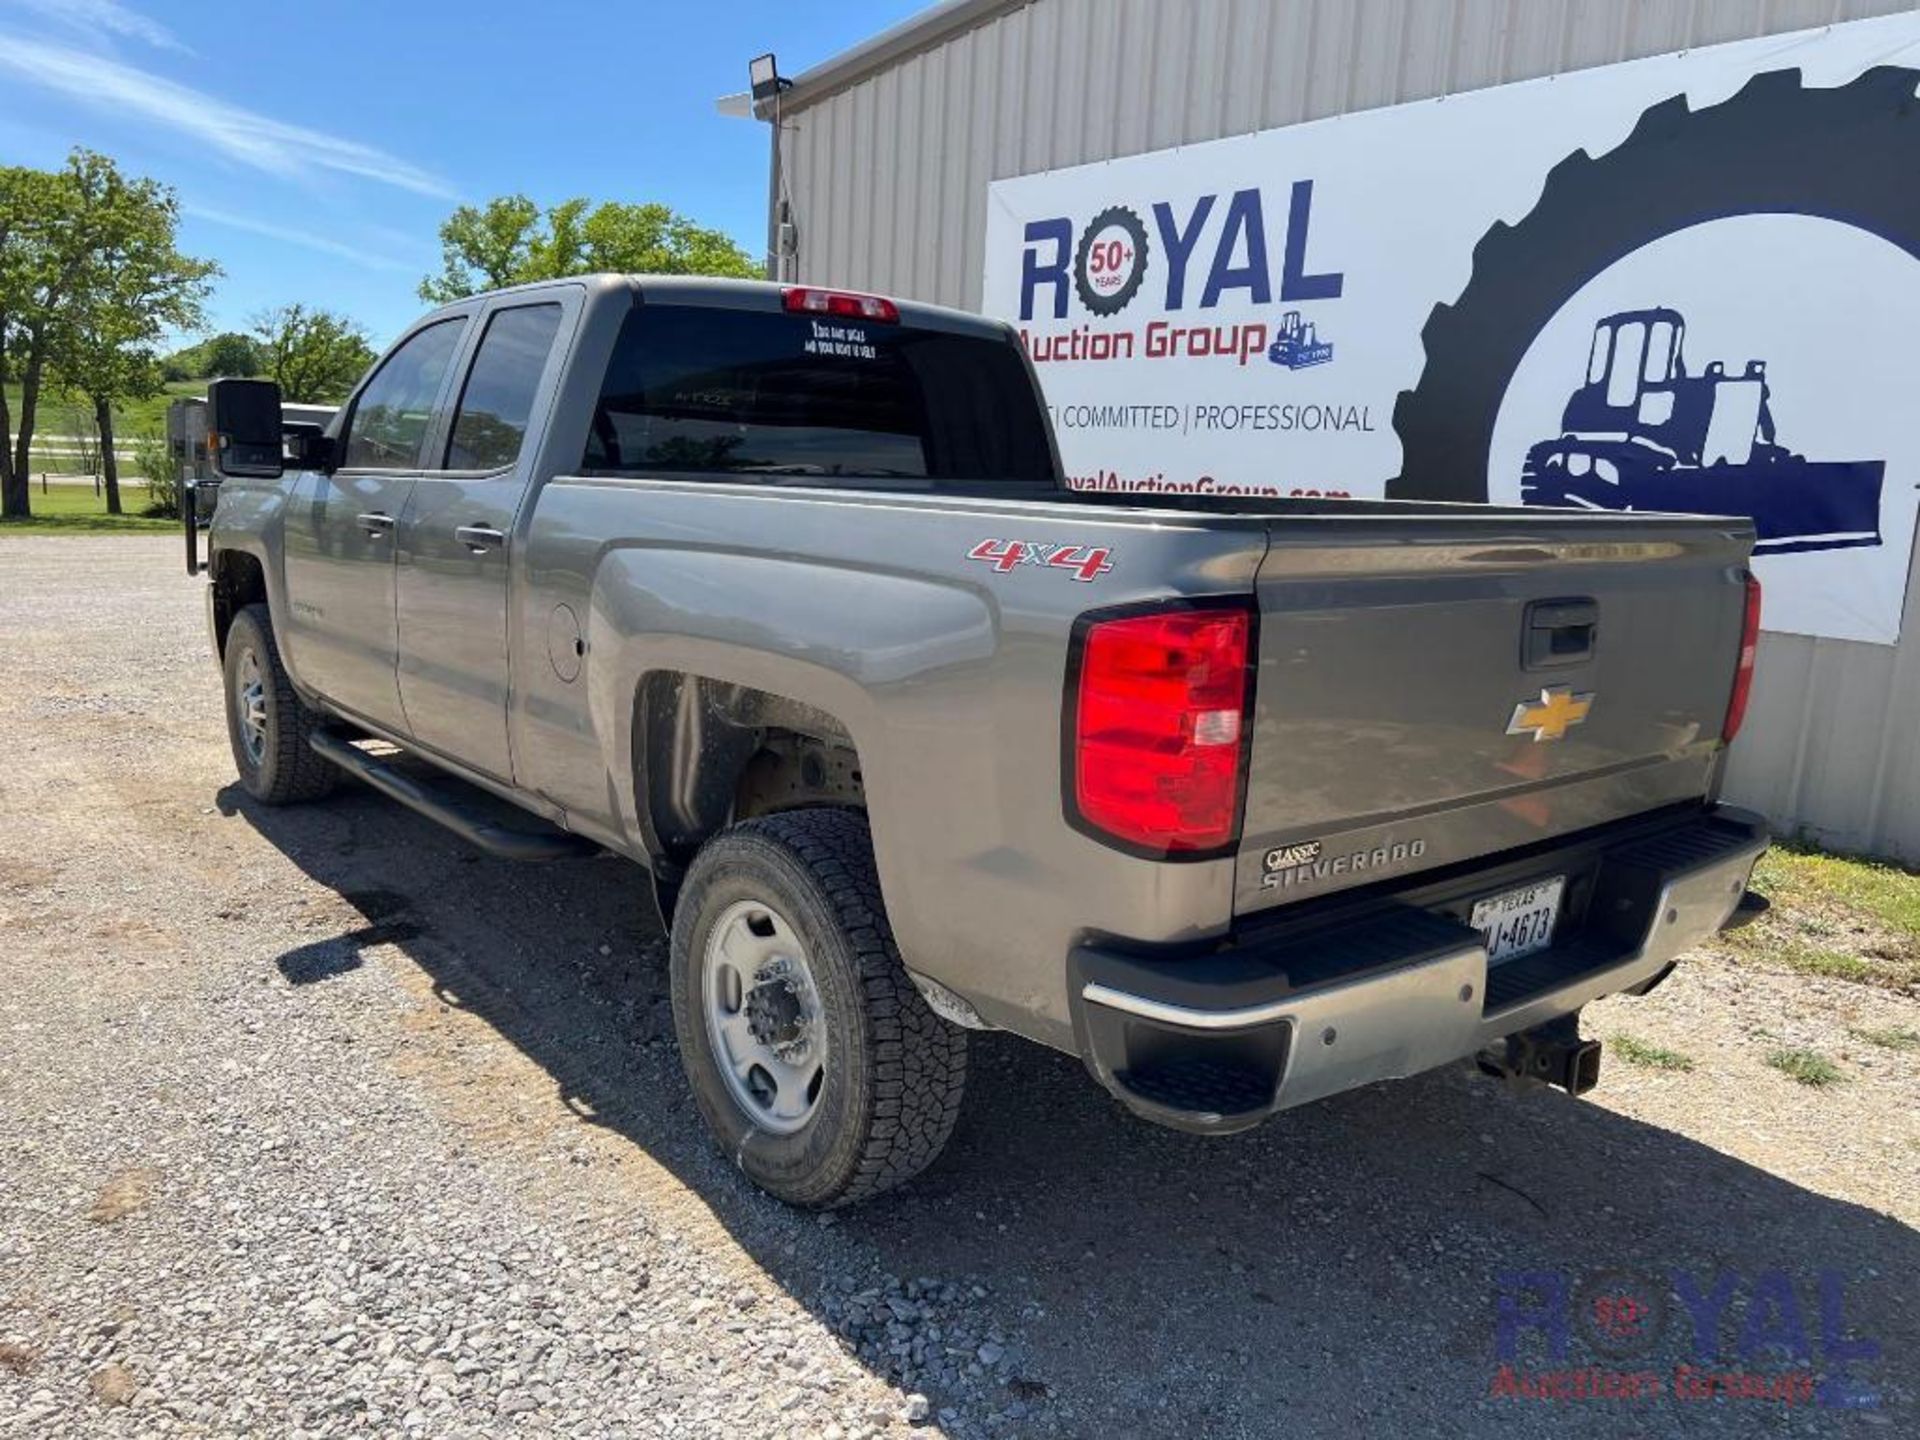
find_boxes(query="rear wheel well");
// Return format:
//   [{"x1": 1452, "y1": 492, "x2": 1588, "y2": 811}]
[
  {"x1": 209, "y1": 549, "x2": 267, "y2": 657},
  {"x1": 733, "y1": 731, "x2": 866, "y2": 820},
  {"x1": 635, "y1": 673, "x2": 866, "y2": 884}
]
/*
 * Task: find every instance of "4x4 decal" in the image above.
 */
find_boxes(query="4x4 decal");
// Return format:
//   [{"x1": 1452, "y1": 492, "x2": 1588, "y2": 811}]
[{"x1": 966, "y1": 538, "x2": 1115, "y2": 583}]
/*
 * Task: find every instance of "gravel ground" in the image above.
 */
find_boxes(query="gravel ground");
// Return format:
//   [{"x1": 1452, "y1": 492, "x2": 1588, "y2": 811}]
[{"x1": 0, "y1": 535, "x2": 1914, "y2": 1438}]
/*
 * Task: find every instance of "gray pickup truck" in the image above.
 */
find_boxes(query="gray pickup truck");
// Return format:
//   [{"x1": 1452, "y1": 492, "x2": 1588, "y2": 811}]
[{"x1": 189, "y1": 274, "x2": 1768, "y2": 1207}]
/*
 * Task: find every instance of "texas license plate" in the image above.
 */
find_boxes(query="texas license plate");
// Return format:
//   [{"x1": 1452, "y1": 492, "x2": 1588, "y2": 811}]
[{"x1": 1471, "y1": 877, "x2": 1565, "y2": 963}]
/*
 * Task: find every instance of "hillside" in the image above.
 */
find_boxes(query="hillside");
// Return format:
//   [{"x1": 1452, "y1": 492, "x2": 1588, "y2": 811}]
[{"x1": 2, "y1": 380, "x2": 208, "y2": 471}]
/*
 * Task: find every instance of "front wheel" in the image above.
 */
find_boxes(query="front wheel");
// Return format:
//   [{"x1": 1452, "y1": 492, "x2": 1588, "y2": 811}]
[
  {"x1": 669, "y1": 809, "x2": 968, "y2": 1208},
  {"x1": 222, "y1": 604, "x2": 339, "y2": 805}
]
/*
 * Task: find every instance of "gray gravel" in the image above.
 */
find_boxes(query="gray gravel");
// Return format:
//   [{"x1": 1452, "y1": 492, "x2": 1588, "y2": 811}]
[{"x1": 1, "y1": 535, "x2": 1915, "y2": 1438}]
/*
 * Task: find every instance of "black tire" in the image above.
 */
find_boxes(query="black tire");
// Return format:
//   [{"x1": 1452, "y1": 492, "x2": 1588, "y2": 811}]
[
  {"x1": 222, "y1": 604, "x2": 339, "y2": 805},
  {"x1": 1387, "y1": 65, "x2": 1920, "y2": 501},
  {"x1": 669, "y1": 809, "x2": 967, "y2": 1208}
]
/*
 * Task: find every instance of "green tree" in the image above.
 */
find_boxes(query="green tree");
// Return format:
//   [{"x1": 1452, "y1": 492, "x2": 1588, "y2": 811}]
[
  {"x1": 420, "y1": 195, "x2": 757, "y2": 303},
  {"x1": 51, "y1": 162, "x2": 215, "y2": 514},
  {"x1": 200, "y1": 331, "x2": 261, "y2": 378},
  {"x1": 0, "y1": 162, "x2": 74, "y2": 519},
  {"x1": 128, "y1": 429, "x2": 178, "y2": 518},
  {"x1": 1, "y1": 166, "x2": 43, "y2": 517},
  {"x1": 1, "y1": 150, "x2": 212, "y2": 519},
  {"x1": 251, "y1": 303, "x2": 377, "y2": 403}
]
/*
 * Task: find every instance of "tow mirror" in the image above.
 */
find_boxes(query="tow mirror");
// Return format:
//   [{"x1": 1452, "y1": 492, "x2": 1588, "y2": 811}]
[
  {"x1": 206, "y1": 377, "x2": 284, "y2": 479},
  {"x1": 282, "y1": 421, "x2": 336, "y2": 471}
]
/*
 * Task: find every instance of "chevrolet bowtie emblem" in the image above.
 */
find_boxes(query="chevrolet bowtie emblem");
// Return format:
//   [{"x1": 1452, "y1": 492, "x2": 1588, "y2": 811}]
[{"x1": 1507, "y1": 685, "x2": 1594, "y2": 742}]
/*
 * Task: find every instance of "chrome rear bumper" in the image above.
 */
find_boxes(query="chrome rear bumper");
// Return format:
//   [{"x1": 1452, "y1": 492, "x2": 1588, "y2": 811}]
[{"x1": 1070, "y1": 806, "x2": 1767, "y2": 1133}]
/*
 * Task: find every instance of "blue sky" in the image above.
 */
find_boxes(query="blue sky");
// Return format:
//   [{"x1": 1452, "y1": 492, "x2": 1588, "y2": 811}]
[{"x1": 0, "y1": 0, "x2": 923, "y2": 347}]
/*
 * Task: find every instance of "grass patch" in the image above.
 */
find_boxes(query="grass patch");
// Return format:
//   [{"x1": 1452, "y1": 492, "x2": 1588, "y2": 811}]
[
  {"x1": 25, "y1": 447, "x2": 92, "y2": 475},
  {"x1": 1764, "y1": 1047, "x2": 1846, "y2": 1087},
  {"x1": 1773, "y1": 941, "x2": 1876, "y2": 985},
  {"x1": 1850, "y1": 1024, "x2": 1920, "y2": 1053},
  {"x1": 4, "y1": 378, "x2": 204, "y2": 436},
  {"x1": 1611, "y1": 1035, "x2": 1696, "y2": 1071},
  {"x1": 1755, "y1": 842, "x2": 1920, "y2": 934},
  {"x1": 0, "y1": 483, "x2": 175, "y2": 535},
  {"x1": 1719, "y1": 842, "x2": 1920, "y2": 993}
]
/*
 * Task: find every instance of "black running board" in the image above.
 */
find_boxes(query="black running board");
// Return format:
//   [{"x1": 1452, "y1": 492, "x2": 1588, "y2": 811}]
[{"x1": 309, "y1": 731, "x2": 597, "y2": 862}]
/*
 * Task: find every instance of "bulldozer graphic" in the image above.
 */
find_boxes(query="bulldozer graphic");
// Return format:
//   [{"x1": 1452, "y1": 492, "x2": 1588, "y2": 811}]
[
  {"x1": 1521, "y1": 308, "x2": 1884, "y2": 555},
  {"x1": 1267, "y1": 310, "x2": 1334, "y2": 370}
]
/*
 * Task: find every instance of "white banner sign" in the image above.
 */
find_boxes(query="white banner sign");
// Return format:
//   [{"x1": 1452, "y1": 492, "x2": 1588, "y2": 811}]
[{"x1": 982, "y1": 15, "x2": 1920, "y2": 645}]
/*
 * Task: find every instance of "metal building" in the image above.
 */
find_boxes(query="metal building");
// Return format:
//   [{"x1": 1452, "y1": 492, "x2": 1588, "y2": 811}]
[{"x1": 760, "y1": 0, "x2": 1920, "y2": 862}]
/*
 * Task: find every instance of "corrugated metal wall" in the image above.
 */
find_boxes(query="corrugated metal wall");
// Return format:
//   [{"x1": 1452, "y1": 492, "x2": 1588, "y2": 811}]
[{"x1": 777, "y1": 0, "x2": 1920, "y2": 861}]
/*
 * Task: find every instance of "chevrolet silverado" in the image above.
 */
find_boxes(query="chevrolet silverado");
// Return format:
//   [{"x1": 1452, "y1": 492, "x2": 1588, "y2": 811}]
[{"x1": 187, "y1": 274, "x2": 1769, "y2": 1206}]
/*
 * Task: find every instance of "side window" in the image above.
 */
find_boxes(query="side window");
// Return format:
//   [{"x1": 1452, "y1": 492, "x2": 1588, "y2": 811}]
[
  {"x1": 1586, "y1": 326, "x2": 1610, "y2": 386},
  {"x1": 1605, "y1": 321, "x2": 1646, "y2": 408},
  {"x1": 1643, "y1": 319, "x2": 1675, "y2": 382},
  {"x1": 444, "y1": 303, "x2": 564, "y2": 470},
  {"x1": 340, "y1": 318, "x2": 465, "y2": 470}
]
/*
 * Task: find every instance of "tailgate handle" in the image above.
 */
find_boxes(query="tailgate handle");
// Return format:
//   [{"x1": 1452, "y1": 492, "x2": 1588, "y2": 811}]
[{"x1": 1524, "y1": 598, "x2": 1597, "y2": 668}]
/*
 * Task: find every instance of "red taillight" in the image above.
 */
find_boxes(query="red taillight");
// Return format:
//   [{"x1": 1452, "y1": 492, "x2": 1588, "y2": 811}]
[
  {"x1": 1722, "y1": 572, "x2": 1762, "y2": 744},
  {"x1": 1070, "y1": 605, "x2": 1252, "y2": 856},
  {"x1": 782, "y1": 286, "x2": 899, "y2": 322}
]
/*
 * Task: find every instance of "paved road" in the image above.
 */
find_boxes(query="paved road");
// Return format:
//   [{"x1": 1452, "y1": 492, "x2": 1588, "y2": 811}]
[{"x1": 0, "y1": 536, "x2": 1912, "y2": 1437}]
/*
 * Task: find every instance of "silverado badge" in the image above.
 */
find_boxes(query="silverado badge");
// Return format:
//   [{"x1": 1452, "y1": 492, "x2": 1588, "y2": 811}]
[{"x1": 1507, "y1": 685, "x2": 1594, "y2": 742}]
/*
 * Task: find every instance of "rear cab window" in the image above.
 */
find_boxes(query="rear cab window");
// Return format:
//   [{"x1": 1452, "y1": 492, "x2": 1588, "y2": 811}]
[
  {"x1": 445, "y1": 302, "x2": 564, "y2": 471},
  {"x1": 582, "y1": 304, "x2": 1057, "y2": 486}
]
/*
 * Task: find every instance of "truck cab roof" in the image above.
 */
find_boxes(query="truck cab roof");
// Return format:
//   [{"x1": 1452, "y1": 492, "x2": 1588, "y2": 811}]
[{"x1": 417, "y1": 272, "x2": 1013, "y2": 343}]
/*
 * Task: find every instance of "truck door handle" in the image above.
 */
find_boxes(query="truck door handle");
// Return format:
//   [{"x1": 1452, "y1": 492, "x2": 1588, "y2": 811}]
[
  {"x1": 455, "y1": 524, "x2": 506, "y2": 553},
  {"x1": 357, "y1": 511, "x2": 395, "y2": 537}
]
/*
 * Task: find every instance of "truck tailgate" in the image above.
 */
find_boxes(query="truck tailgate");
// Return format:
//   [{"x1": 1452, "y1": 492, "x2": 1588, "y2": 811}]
[{"x1": 1236, "y1": 516, "x2": 1752, "y2": 916}]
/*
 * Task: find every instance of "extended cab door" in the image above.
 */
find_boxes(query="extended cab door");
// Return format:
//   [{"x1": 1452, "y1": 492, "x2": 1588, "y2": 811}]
[
  {"x1": 395, "y1": 295, "x2": 572, "y2": 781},
  {"x1": 280, "y1": 315, "x2": 469, "y2": 730}
]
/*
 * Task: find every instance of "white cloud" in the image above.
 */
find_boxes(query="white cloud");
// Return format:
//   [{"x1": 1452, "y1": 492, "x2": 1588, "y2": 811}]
[
  {"x1": 182, "y1": 204, "x2": 421, "y2": 274},
  {"x1": 4, "y1": 0, "x2": 188, "y2": 53},
  {"x1": 0, "y1": 33, "x2": 456, "y2": 198}
]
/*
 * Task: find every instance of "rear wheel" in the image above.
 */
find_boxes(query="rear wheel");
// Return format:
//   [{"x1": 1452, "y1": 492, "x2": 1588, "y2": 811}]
[
  {"x1": 222, "y1": 604, "x2": 339, "y2": 805},
  {"x1": 669, "y1": 809, "x2": 968, "y2": 1207}
]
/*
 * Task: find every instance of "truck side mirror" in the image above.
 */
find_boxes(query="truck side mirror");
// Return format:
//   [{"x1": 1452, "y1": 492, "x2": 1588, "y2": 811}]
[
  {"x1": 206, "y1": 377, "x2": 285, "y2": 478},
  {"x1": 282, "y1": 421, "x2": 336, "y2": 472}
]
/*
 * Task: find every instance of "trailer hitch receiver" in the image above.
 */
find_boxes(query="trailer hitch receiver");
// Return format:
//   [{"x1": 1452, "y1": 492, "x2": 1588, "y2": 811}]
[{"x1": 1477, "y1": 1014, "x2": 1602, "y2": 1096}]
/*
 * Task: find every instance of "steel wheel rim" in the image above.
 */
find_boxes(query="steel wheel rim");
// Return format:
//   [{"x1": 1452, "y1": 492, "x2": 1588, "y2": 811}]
[
  {"x1": 701, "y1": 899, "x2": 828, "y2": 1135},
  {"x1": 235, "y1": 648, "x2": 268, "y2": 765}
]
